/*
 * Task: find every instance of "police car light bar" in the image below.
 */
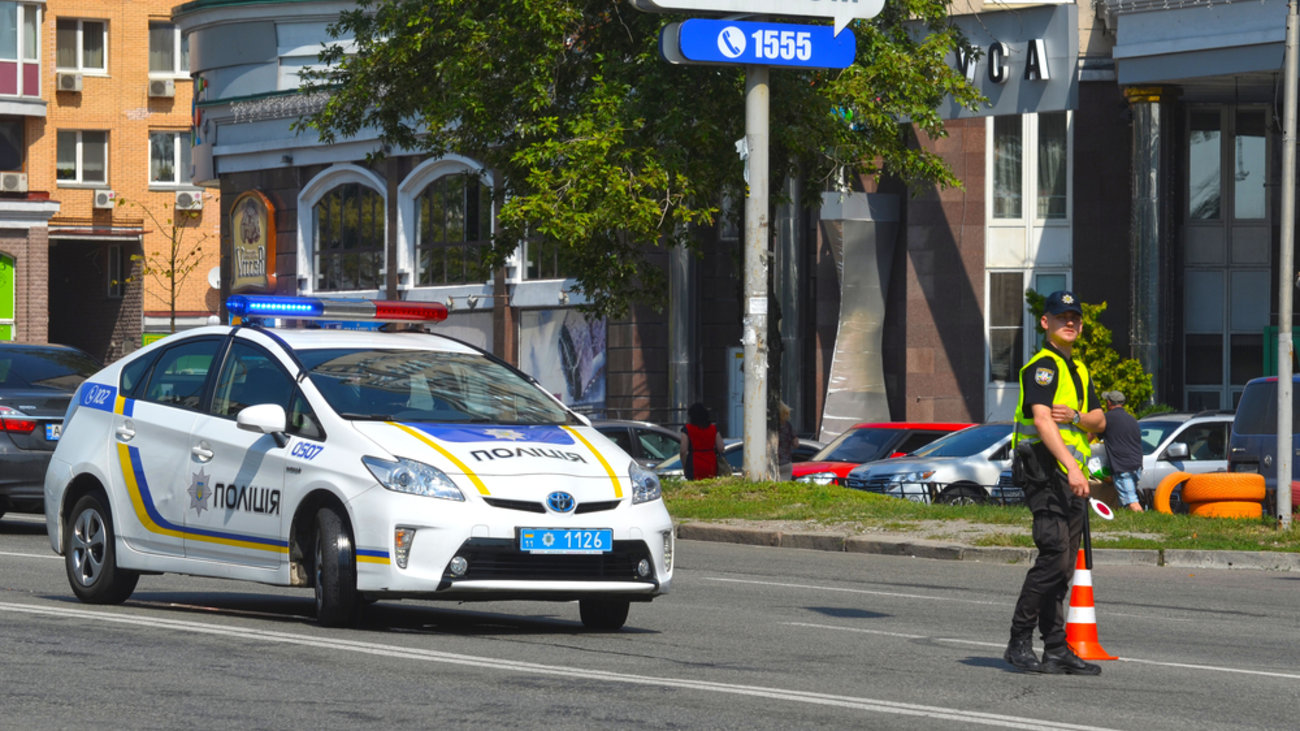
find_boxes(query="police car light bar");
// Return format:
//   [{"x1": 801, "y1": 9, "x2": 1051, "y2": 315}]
[{"x1": 226, "y1": 295, "x2": 448, "y2": 323}]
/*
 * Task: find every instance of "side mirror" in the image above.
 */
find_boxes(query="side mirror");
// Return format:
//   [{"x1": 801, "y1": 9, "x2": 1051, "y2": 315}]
[
  {"x1": 1164, "y1": 442, "x2": 1189, "y2": 460},
  {"x1": 237, "y1": 403, "x2": 288, "y2": 447}
]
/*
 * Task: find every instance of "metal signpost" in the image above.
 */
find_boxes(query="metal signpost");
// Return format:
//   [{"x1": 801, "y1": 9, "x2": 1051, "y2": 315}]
[{"x1": 639, "y1": 2, "x2": 881, "y2": 480}]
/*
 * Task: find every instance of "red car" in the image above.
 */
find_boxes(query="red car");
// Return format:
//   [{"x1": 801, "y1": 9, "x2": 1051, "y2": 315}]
[{"x1": 792, "y1": 422, "x2": 974, "y2": 485}]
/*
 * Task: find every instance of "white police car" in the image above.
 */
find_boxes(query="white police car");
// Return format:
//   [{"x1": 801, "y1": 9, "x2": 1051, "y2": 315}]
[{"x1": 44, "y1": 295, "x2": 673, "y2": 629}]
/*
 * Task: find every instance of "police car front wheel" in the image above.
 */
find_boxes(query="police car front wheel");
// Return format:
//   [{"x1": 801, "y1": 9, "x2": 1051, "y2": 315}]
[
  {"x1": 65, "y1": 493, "x2": 139, "y2": 604},
  {"x1": 579, "y1": 598, "x2": 630, "y2": 631},
  {"x1": 313, "y1": 507, "x2": 361, "y2": 627}
]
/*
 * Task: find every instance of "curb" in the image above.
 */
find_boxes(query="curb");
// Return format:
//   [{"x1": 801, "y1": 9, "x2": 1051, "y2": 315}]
[{"x1": 674, "y1": 522, "x2": 1297, "y2": 572}]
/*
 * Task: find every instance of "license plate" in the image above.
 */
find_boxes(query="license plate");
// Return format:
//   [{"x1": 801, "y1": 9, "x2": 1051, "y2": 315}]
[
  {"x1": 45, "y1": 423, "x2": 61, "y2": 441},
  {"x1": 519, "y1": 528, "x2": 612, "y2": 554}
]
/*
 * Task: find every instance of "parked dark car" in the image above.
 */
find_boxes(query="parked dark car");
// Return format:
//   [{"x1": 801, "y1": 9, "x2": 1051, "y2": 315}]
[
  {"x1": 592, "y1": 419, "x2": 683, "y2": 468},
  {"x1": 0, "y1": 342, "x2": 101, "y2": 519},
  {"x1": 654, "y1": 438, "x2": 824, "y2": 479},
  {"x1": 1227, "y1": 376, "x2": 1300, "y2": 514}
]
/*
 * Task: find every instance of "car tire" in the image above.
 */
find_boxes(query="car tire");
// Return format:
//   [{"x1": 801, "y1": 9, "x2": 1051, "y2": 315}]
[
  {"x1": 1181, "y1": 473, "x2": 1267, "y2": 503},
  {"x1": 1153, "y1": 471, "x2": 1193, "y2": 515},
  {"x1": 936, "y1": 484, "x2": 986, "y2": 506},
  {"x1": 314, "y1": 507, "x2": 360, "y2": 628},
  {"x1": 65, "y1": 493, "x2": 139, "y2": 604},
  {"x1": 1187, "y1": 500, "x2": 1264, "y2": 519},
  {"x1": 579, "y1": 598, "x2": 630, "y2": 631}
]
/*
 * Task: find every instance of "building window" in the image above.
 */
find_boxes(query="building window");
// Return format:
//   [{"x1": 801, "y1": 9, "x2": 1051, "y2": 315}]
[
  {"x1": 314, "y1": 183, "x2": 384, "y2": 291},
  {"x1": 1188, "y1": 109, "x2": 1221, "y2": 220},
  {"x1": 987, "y1": 272, "x2": 1024, "y2": 383},
  {"x1": 149, "y1": 131, "x2": 190, "y2": 186},
  {"x1": 148, "y1": 21, "x2": 187, "y2": 76},
  {"x1": 1036, "y1": 111, "x2": 1067, "y2": 219},
  {"x1": 415, "y1": 173, "x2": 491, "y2": 285},
  {"x1": 56, "y1": 130, "x2": 107, "y2": 184},
  {"x1": 992, "y1": 116, "x2": 1021, "y2": 219},
  {"x1": 0, "y1": 3, "x2": 41, "y2": 63},
  {"x1": 524, "y1": 238, "x2": 578, "y2": 280},
  {"x1": 55, "y1": 18, "x2": 105, "y2": 72},
  {"x1": 0, "y1": 118, "x2": 24, "y2": 170},
  {"x1": 107, "y1": 245, "x2": 123, "y2": 298}
]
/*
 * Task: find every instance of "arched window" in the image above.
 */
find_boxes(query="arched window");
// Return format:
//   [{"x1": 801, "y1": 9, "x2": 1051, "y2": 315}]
[
  {"x1": 313, "y1": 182, "x2": 384, "y2": 291},
  {"x1": 415, "y1": 173, "x2": 491, "y2": 285}
]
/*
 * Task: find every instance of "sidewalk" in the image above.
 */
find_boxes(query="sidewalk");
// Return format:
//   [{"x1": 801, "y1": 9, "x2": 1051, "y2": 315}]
[{"x1": 675, "y1": 522, "x2": 1300, "y2": 572}]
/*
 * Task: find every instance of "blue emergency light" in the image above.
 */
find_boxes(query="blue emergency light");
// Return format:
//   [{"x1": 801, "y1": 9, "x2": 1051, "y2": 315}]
[{"x1": 226, "y1": 295, "x2": 449, "y2": 323}]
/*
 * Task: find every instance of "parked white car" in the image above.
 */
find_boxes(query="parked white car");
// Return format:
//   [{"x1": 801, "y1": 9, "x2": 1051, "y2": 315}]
[{"x1": 838, "y1": 423, "x2": 1015, "y2": 504}]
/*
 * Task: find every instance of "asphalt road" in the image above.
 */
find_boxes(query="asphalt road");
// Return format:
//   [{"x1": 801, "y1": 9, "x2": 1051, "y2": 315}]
[{"x1": 2, "y1": 512, "x2": 1297, "y2": 730}]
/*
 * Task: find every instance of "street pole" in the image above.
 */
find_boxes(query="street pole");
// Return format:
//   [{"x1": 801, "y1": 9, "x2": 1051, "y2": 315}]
[
  {"x1": 1277, "y1": 0, "x2": 1297, "y2": 530},
  {"x1": 742, "y1": 63, "x2": 771, "y2": 481}
]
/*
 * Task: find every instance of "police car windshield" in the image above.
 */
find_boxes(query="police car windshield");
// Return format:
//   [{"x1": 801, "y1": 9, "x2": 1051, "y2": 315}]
[{"x1": 297, "y1": 348, "x2": 577, "y2": 425}]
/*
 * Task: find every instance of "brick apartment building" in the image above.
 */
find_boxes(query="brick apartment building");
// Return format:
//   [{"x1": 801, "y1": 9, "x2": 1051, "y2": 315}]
[{"x1": 0, "y1": 0, "x2": 217, "y2": 363}]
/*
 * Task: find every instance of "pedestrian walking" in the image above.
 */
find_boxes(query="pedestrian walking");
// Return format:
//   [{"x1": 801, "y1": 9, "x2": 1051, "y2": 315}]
[
  {"x1": 1100, "y1": 390, "x2": 1144, "y2": 512},
  {"x1": 1004, "y1": 290, "x2": 1107, "y2": 675},
  {"x1": 777, "y1": 401, "x2": 796, "y2": 481}
]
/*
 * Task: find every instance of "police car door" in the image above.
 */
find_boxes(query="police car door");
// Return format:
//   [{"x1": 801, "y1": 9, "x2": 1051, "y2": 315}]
[
  {"x1": 183, "y1": 339, "x2": 293, "y2": 569},
  {"x1": 113, "y1": 337, "x2": 223, "y2": 559}
]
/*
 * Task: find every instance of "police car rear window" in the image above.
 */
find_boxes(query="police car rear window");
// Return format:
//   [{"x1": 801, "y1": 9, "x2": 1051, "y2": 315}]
[{"x1": 297, "y1": 348, "x2": 576, "y2": 425}]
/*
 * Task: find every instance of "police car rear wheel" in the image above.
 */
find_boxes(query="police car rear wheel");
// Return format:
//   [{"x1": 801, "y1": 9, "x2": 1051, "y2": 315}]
[
  {"x1": 313, "y1": 508, "x2": 360, "y2": 627},
  {"x1": 579, "y1": 598, "x2": 630, "y2": 631},
  {"x1": 937, "y1": 484, "x2": 986, "y2": 506},
  {"x1": 65, "y1": 493, "x2": 138, "y2": 604}
]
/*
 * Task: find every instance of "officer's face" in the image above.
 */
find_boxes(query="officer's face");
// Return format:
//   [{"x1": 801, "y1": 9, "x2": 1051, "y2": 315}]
[{"x1": 1042, "y1": 310, "x2": 1082, "y2": 346}]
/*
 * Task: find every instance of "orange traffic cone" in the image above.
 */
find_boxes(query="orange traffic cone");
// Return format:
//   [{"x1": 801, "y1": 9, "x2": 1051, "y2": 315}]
[{"x1": 1065, "y1": 548, "x2": 1118, "y2": 660}]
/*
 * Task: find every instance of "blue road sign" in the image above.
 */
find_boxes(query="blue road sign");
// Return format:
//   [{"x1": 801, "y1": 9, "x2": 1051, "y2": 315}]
[{"x1": 672, "y1": 18, "x2": 856, "y2": 69}]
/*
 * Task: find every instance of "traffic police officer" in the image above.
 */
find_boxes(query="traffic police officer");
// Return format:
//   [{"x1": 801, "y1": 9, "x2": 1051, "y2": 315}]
[{"x1": 1004, "y1": 290, "x2": 1106, "y2": 675}]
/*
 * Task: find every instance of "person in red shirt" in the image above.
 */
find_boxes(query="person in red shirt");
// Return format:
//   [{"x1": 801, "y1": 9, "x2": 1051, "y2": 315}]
[{"x1": 679, "y1": 402, "x2": 727, "y2": 479}]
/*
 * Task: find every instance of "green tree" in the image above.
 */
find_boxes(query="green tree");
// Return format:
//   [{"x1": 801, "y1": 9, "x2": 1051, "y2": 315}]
[
  {"x1": 1025, "y1": 289, "x2": 1155, "y2": 410},
  {"x1": 117, "y1": 198, "x2": 216, "y2": 334},
  {"x1": 298, "y1": 0, "x2": 983, "y2": 318}
]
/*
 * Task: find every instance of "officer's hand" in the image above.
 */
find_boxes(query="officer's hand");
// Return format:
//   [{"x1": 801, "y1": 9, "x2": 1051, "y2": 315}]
[{"x1": 1066, "y1": 465, "x2": 1090, "y2": 497}]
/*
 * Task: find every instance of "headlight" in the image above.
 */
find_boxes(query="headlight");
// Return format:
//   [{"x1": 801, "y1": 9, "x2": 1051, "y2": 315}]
[
  {"x1": 888, "y1": 470, "x2": 936, "y2": 484},
  {"x1": 796, "y1": 472, "x2": 836, "y2": 485},
  {"x1": 363, "y1": 456, "x2": 464, "y2": 501},
  {"x1": 630, "y1": 461, "x2": 662, "y2": 504}
]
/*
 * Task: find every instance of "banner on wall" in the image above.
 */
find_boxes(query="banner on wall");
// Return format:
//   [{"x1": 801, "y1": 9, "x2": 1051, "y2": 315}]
[
  {"x1": 230, "y1": 190, "x2": 278, "y2": 293},
  {"x1": 520, "y1": 309, "x2": 606, "y2": 413}
]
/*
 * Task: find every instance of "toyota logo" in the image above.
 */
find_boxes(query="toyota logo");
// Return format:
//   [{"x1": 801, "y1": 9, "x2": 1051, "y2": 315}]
[{"x1": 546, "y1": 491, "x2": 576, "y2": 513}]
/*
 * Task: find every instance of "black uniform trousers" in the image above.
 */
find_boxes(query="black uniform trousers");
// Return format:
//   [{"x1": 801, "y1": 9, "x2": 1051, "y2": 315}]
[{"x1": 1010, "y1": 468, "x2": 1085, "y2": 649}]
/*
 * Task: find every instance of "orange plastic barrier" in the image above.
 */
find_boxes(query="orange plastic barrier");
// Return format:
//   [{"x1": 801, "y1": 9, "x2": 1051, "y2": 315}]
[{"x1": 1181, "y1": 473, "x2": 1266, "y2": 503}]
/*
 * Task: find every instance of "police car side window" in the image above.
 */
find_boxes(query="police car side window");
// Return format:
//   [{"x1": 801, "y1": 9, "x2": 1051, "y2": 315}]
[
  {"x1": 142, "y1": 339, "x2": 222, "y2": 410},
  {"x1": 288, "y1": 389, "x2": 324, "y2": 441},
  {"x1": 120, "y1": 352, "x2": 158, "y2": 399},
  {"x1": 212, "y1": 342, "x2": 294, "y2": 418}
]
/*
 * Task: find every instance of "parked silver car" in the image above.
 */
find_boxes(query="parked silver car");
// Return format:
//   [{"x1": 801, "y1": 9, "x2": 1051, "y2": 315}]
[
  {"x1": 838, "y1": 423, "x2": 1014, "y2": 504},
  {"x1": 1093, "y1": 410, "x2": 1233, "y2": 510}
]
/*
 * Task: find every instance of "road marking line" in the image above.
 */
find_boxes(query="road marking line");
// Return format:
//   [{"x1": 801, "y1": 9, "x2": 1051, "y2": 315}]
[
  {"x1": 705, "y1": 576, "x2": 1003, "y2": 605},
  {"x1": 0, "y1": 550, "x2": 60, "y2": 561},
  {"x1": 784, "y1": 622, "x2": 1300, "y2": 680},
  {"x1": 0, "y1": 601, "x2": 1115, "y2": 730}
]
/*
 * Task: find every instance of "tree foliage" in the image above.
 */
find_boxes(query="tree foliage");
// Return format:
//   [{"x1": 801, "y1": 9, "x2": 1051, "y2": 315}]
[
  {"x1": 1026, "y1": 289, "x2": 1155, "y2": 410},
  {"x1": 299, "y1": 0, "x2": 982, "y2": 317},
  {"x1": 117, "y1": 198, "x2": 215, "y2": 333}
]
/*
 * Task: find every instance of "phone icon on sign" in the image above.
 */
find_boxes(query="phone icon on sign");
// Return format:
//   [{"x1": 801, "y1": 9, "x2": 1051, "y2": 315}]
[{"x1": 717, "y1": 27, "x2": 745, "y2": 58}]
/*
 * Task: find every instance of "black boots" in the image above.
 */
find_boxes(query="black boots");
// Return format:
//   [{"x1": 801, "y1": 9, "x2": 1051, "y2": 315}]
[
  {"x1": 1003, "y1": 635, "x2": 1041, "y2": 672},
  {"x1": 1040, "y1": 645, "x2": 1102, "y2": 675}
]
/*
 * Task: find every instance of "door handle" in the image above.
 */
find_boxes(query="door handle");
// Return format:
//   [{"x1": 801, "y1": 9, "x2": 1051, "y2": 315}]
[
  {"x1": 191, "y1": 444, "x2": 214, "y2": 462},
  {"x1": 115, "y1": 424, "x2": 135, "y2": 441}
]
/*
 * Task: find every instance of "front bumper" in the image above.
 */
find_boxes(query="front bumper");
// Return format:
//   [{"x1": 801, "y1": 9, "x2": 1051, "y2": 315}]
[{"x1": 348, "y1": 489, "x2": 675, "y2": 600}]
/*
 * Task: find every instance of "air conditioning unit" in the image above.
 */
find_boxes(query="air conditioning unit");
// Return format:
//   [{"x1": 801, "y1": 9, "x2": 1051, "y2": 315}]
[
  {"x1": 93, "y1": 189, "x2": 116, "y2": 209},
  {"x1": 148, "y1": 79, "x2": 175, "y2": 98},
  {"x1": 175, "y1": 190, "x2": 203, "y2": 210},
  {"x1": 0, "y1": 172, "x2": 27, "y2": 193},
  {"x1": 56, "y1": 72, "x2": 83, "y2": 92}
]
